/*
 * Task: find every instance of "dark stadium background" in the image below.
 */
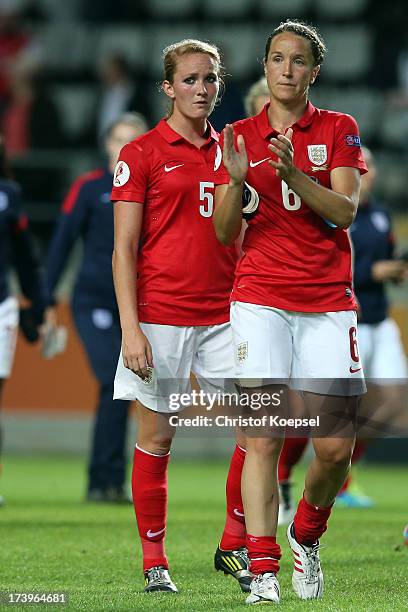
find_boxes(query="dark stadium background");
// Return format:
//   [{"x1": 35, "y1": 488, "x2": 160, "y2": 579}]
[{"x1": 2, "y1": 0, "x2": 407, "y2": 462}]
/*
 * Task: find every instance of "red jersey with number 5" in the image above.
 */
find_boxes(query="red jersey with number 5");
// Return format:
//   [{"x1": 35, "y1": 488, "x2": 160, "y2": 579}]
[
  {"x1": 111, "y1": 119, "x2": 236, "y2": 325},
  {"x1": 215, "y1": 102, "x2": 367, "y2": 313}
]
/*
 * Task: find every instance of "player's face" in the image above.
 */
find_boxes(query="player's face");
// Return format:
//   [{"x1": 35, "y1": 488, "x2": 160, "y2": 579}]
[
  {"x1": 106, "y1": 122, "x2": 145, "y2": 172},
  {"x1": 163, "y1": 53, "x2": 220, "y2": 120},
  {"x1": 264, "y1": 33, "x2": 319, "y2": 105}
]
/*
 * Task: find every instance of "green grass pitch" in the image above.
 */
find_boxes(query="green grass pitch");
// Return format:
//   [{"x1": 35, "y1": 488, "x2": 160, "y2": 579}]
[{"x1": 1, "y1": 456, "x2": 407, "y2": 610}]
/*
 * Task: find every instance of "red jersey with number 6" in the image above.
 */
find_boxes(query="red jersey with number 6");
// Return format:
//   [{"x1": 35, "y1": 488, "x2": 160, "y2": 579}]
[
  {"x1": 111, "y1": 119, "x2": 236, "y2": 325},
  {"x1": 215, "y1": 102, "x2": 367, "y2": 313}
]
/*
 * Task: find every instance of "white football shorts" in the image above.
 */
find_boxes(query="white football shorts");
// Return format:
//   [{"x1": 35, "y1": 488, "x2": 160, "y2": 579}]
[
  {"x1": 114, "y1": 322, "x2": 235, "y2": 412},
  {"x1": 230, "y1": 301, "x2": 366, "y2": 396},
  {"x1": 358, "y1": 318, "x2": 408, "y2": 383},
  {"x1": 0, "y1": 296, "x2": 19, "y2": 379}
]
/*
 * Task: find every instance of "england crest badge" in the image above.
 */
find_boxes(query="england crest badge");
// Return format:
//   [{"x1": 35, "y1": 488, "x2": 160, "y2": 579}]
[
  {"x1": 236, "y1": 341, "x2": 248, "y2": 364},
  {"x1": 307, "y1": 144, "x2": 327, "y2": 166}
]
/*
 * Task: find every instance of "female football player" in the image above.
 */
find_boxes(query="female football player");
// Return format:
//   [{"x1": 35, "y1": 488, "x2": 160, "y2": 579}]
[
  {"x1": 112, "y1": 40, "x2": 241, "y2": 593},
  {"x1": 213, "y1": 20, "x2": 367, "y2": 604}
]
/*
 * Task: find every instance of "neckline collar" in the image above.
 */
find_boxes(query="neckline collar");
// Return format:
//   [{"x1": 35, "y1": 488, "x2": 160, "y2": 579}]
[
  {"x1": 257, "y1": 101, "x2": 317, "y2": 138},
  {"x1": 157, "y1": 118, "x2": 219, "y2": 144}
]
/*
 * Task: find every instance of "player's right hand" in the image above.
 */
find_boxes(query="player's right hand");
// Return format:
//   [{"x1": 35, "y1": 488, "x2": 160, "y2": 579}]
[
  {"x1": 122, "y1": 327, "x2": 153, "y2": 380},
  {"x1": 222, "y1": 124, "x2": 248, "y2": 185},
  {"x1": 39, "y1": 306, "x2": 57, "y2": 336}
]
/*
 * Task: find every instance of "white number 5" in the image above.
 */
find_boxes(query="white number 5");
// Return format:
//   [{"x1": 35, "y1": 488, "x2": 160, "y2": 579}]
[
  {"x1": 281, "y1": 180, "x2": 301, "y2": 211},
  {"x1": 199, "y1": 181, "x2": 214, "y2": 217}
]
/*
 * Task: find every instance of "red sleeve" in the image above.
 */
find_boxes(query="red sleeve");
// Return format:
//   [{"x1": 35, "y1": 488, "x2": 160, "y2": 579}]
[
  {"x1": 111, "y1": 141, "x2": 149, "y2": 203},
  {"x1": 331, "y1": 114, "x2": 367, "y2": 175},
  {"x1": 213, "y1": 129, "x2": 231, "y2": 186}
]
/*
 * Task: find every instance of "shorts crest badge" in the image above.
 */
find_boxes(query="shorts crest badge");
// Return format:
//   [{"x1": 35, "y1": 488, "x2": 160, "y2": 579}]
[
  {"x1": 237, "y1": 341, "x2": 248, "y2": 364},
  {"x1": 141, "y1": 366, "x2": 154, "y2": 385},
  {"x1": 307, "y1": 144, "x2": 327, "y2": 166}
]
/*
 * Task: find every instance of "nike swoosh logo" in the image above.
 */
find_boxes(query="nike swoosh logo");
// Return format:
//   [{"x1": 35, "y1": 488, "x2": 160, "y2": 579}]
[
  {"x1": 233, "y1": 508, "x2": 245, "y2": 517},
  {"x1": 164, "y1": 164, "x2": 184, "y2": 172},
  {"x1": 349, "y1": 366, "x2": 362, "y2": 374},
  {"x1": 146, "y1": 527, "x2": 165, "y2": 538},
  {"x1": 249, "y1": 157, "x2": 271, "y2": 167}
]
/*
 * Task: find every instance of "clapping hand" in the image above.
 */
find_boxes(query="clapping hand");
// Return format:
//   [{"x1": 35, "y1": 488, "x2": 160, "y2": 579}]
[
  {"x1": 222, "y1": 124, "x2": 248, "y2": 185},
  {"x1": 268, "y1": 128, "x2": 295, "y2": 181}
]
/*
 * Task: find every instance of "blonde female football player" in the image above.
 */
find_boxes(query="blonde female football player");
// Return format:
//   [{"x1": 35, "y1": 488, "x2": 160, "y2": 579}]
[{"x1": 111, "y1": 39, "x2": 244, "y2": 593}]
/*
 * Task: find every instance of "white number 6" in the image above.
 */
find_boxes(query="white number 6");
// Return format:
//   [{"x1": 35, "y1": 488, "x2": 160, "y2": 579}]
[{"x1": 281, "y1": 180, "x2": 301, "y2": 211}]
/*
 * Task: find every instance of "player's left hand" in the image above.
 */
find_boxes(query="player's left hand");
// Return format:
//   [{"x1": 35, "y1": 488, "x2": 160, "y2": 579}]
[
  {"x1": 268, "y1": 128, "x2": 295, "y2": 181},
  {"x1": 19, "y1": 306, "x2": 40, "y2": 343}
]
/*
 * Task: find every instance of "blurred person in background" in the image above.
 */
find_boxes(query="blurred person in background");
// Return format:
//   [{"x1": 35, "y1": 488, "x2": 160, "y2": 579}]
[
  {"x1": 244, "y1": 76, "x2": 269, "y2": 118},
  {"x1": 92, "y1": 53, "x2": 150, "y2": 145},
  {"x1": 274, "y1": 147, "x2": 408, "y2": 520},
  {"x1": 46, "y1": 112, "x2": 148, "y2": 503},
  {"x1": 342, "y1": 147, "x2": 408, "y2": 495},
  {"x1": 0, "y1": 0, "x2": 42, "y2": 111},
  {"x1": 111, "y1": 39, "x2": 239, "y2": 594},
  {"x1": 1, "y1": 62, "x2": 64, "y2": 156},
  {"x1": 0, "y1": 133, "x2": 47, "y2": 505},
  {"x1": 351, "y1": 148, "x2": 407, "y2": 379}
]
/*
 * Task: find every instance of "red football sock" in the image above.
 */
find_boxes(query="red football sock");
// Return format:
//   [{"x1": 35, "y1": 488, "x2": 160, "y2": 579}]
[
  {"x1": 352, "y1": 440, "x2": 367, "y2": 463},
  {"x1": 132, "y1": 445, "x2": 170, "y2": 572},
  {"x1": 278, "y1": 437, "x2": 308, "y2": 483},
  {"x1": 339, "y1": 474, "x2": 350, "y2": 494},
  {"x1": 246, "y1": 534, "x2": 281, "y2": 575},
  {"x1": 339, "y1": 440, "x2": 368, "y2": 493},
  {"x1": 293, "y1": 494, "x2": 333, "y2": 545},
  {"x1": 220, "y1": 444, "x2": 246, "y2": 550}
]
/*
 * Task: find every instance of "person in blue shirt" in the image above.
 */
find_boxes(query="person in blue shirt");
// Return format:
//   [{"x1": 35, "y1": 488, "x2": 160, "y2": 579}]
[
  {"x1": 46, "y1": 112, "x2": 148, "y2": 502},
  {"x1": 276, "y1": 146, "x2": 408, "y2": 516},
  {"x1": 351, "y1": 147, "x2": 407, "y2": 387},
  {"x1": 337, "y1": 146, "x2": 408, "y2": 507},
  {"x1": 0, "y1": 134, "x2": 48, "y2": 506},
  {"x1": 351, "y1": 147, "x2": 407, "y2": 329}
]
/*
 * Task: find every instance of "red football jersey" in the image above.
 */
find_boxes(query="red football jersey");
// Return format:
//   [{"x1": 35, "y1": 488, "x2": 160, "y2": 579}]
[
  {"x1": 215, "y1": 102, "x2": 367, "y2": 313},
  {"x1": 111, "y1": 119, "x2": 236, "y2": 326}
]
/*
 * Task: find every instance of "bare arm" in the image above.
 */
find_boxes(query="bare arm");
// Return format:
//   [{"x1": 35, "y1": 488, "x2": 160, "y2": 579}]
[
  {"x1": 371, "y1": 259, "x2": 408, "y2": 283},
  {"x1": 269, "y1": 130, "x2": 361, "y2": 229},
  {"x1": 213, "y1": 124, "x2": 248, "y2": 245},
  {"x1": 214, "y1": 183, "x2": 244, "y2": 245},
  {"x1": 112, "y1": 200, "x2": 153, "y2": 379}
]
